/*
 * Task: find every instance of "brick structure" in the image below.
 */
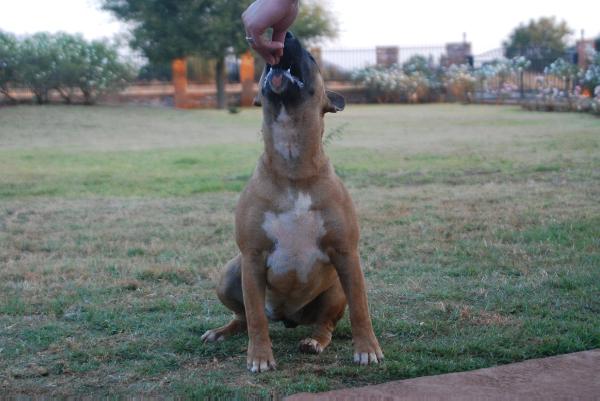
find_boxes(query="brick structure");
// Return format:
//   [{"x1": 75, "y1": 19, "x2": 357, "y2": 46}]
[
  {"x1": 239, "y1": 51, "x2": 255, "y2": 107},
  {"x1": 172, "y1": 58, "x2": 190, "y2": 109},
  {"x1": 576, "y1": 39, "x2": 595, "y2": 69},
  {"x1": 442, "y1": 42, "x2": 472, "y2": 67},
  {"x1": 376, "y1": 46, "x2": 399, "y2": 67}
]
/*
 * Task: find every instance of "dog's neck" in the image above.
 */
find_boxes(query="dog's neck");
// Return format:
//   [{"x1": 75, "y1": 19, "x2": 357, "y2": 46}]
[{"x1": 262, "y1": 105, "x2": 328, "y2": 181}]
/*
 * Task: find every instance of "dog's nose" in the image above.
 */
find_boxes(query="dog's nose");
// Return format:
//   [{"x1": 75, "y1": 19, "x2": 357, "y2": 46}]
[{"x1": 268, "y1": 70, "x2": 289, "y2": 95}]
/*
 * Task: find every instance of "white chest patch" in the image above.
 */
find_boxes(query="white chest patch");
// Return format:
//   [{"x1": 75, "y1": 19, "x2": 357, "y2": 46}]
[
  {"x1": 262, "y1": 193, "x2": 329, "y2": 282},
  {"x1": 271, "y1": 107, "x2": 300, "y2": 161}
]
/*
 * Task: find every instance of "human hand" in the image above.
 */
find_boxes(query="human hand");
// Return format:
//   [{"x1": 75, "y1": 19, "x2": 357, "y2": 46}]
[{"x1": 242, "y1": 0, "x2": 299, "y2": 65}]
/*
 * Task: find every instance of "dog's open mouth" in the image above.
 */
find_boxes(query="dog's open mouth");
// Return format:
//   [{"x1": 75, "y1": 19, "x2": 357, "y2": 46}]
[
  {"x1": 262, "y1": 32, "x2": 309, "y2": 97},
  {"x1": 264, "y1": 67, "x2": 305, "y2": 95}
]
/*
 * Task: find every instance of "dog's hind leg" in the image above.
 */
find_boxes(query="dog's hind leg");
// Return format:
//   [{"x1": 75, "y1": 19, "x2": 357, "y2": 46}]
[
  {"x1": 297, "y1": 277, "x2": 347, "y2": 354},
  {"x1": 202, "y1": 255, "x2": 247, "y2": 342}
]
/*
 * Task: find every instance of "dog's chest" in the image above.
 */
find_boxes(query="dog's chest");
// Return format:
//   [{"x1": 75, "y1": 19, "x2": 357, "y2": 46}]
[
  {"x1": 261, "y1": 193, "x2": 329, "y2": 282},
  {"x1": 270, "y1": 107, "x2": 300, "y2": 161}
]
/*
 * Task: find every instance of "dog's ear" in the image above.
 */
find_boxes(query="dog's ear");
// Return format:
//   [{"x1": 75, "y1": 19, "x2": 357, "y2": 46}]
[
  {"x1": 324, "y1": 90, "x2": 345, "y2": 113},
  {"x1": 253, "y1": 95, "x2": 262, "y2": 107}
]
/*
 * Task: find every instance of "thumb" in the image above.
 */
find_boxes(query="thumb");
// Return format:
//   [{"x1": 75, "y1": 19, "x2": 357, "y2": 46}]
[
  {"x1": 262, "y1": 40, "x2": 284, "y2": 52},
  {"x1": 272, "y1": 30, "x2": 286, "y2": 45}
]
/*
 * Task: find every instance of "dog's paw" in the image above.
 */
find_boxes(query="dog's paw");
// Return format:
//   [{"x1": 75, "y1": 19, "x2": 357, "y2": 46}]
[
  {"x1": 201, "y1": 329, "x2": 226, "y2": 343},
  {"x1": 201, "y1": 319, "x2": 246, "y2": 343},
  {"x1": 353, "y1": 336, "x2": 384, "y2": 366},
  {"x1": 247, "y1": 343, "x2": 276, "y2": 373},
  {"x1": 353, "y1": 351, "x2": 383, "y2": 365},
  {"x1": 298, "y1": 337, "x2": 324, "y2": 354}
]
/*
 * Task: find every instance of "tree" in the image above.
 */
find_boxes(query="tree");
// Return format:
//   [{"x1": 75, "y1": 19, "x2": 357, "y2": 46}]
[
  {"x1": 15, "y1": 33, "x2": 132, "y2": 105},
  {"x1": 52, "y1": 33, "x2": 90, "y2": 104},
  {"x1": 102, "y1": 0, "x2": 338, "y2": 109},
  {"x1": 76, "y1": 39, "x2": 134, "y2": 105},
  {"x1": 290, "y1": 0, "x2": 338, "y2": 47},
  {"x1": 102, "y1": 0, "x2": 251, "y2": 109},
  {"x1": 19, "y1": 33, "x2": 61, "y2": 104},
  {"x1": 503, "y1": 17, "x2": 572, "y2": 72},
  {"x1": 0, "y1": 31, "x2": 18, "y2": 102}
]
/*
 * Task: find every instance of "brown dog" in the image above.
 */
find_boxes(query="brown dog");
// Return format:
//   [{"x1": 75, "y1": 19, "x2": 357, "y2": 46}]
[{"x1": 202, "y1": 33, "x2": 383, "y2": 373}]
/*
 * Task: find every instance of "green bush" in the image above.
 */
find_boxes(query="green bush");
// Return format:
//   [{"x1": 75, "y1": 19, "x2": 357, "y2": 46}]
[
  {"x1": 18, "y1": 33, "x2": 60, "y2": 104},
  {"x1": 1, "y1": 31, "x2": 133, "y2": 104},
  {"x1": 0, "y1": 31, "x2": 19, "y2": 101}
]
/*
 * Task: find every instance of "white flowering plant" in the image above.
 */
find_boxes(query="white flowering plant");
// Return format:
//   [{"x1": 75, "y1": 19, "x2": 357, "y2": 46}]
[
  {"x1": 352, "y1": 65, "x2": 410, "y2": 102},
  {"x1": 444, "y1": 64, "x2": 477, "y2": 101},
  {"x1": 511, "y1": 56, "x2": 531, "y2": 71},
  {"x1": 352, "y1": 62, "x2": 440, "y2": 103},
  {"x1": 544, "y1": 58, "x2": 579, "y2": 79},
  {"x1": 580, "y1": 50, "x2": 600, "y2": 93},
  {"x1": 591, "y1": 85, "x2": 600, "y2": 115}
]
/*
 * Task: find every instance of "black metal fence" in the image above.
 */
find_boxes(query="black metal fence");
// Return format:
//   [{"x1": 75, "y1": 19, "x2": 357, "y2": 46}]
[
  {"x1": 130, "y1": 42, "x2": 594, "y2": 106},
  {"x1": 317, "y1": 46, "x2": 447, "y2": 81}
]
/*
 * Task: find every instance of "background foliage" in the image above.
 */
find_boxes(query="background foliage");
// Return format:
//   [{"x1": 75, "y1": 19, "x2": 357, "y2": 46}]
[
  {"x1": 503, "y1": 17, "x2": 572, "y2": 72},
  {"x1": 102, "y1": 0, "x2": 338, "y2": 108},
  {"x1": 0, "y1": 31, "x2": 133, "y2": 104}
]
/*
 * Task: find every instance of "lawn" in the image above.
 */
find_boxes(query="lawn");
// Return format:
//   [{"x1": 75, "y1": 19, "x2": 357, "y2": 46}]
[{"x1": 0, "y1": 104, "x2": 599, "y2": 398}]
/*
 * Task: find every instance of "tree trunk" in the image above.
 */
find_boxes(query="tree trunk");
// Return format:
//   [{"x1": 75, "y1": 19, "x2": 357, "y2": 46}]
[
  {"x1": 0, "y1": 87, "x2": 17, "y2": 103},
  {"x1": 82, "y1": 89, "x2": 94, "y2": 105},
  {"x1": 33, "y1": 89, "x2": 47, "y2": 104},
  {"x1": 215, "y1": 56, "x2": 226, "y2": 109},
  {"x1": 56, "y1": 87, "x2": 72, "y2": 104}
]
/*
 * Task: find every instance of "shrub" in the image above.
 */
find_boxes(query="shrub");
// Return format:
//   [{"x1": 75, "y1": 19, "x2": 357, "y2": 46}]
[
  {"x1": 592, "y1": 86, "x2": 600, "y2": 115},
  {"x1": 0, "y1": 31, "x2": 18, "y2": 101},
  {"x1": 402, "y1": 55, "x2": 443, "y2": 100},
  {"x1": 74, "y1": 39, "x2": 134, "y2": 104},
  {"x1": 353, "y1": 60, "x2": 442, "y2": 103},
  {"x1": 544, "y1": 58, "x2": 579, "y2": 95},
  {"x1": 444, "y1": 64, "x2": 476, "y2": 102},
  {"x1": 352, "y1": 65, "x2": 411, "y2": 103},
  {"x1": 580, "y1": 46, "x2": 600, "y2": 93},
  {"x1": 2, "y1": 32, "x2": 133, "y2": 105},
  {"x1": 18, "y1": 33, "x2": 60, "y2": 104}
]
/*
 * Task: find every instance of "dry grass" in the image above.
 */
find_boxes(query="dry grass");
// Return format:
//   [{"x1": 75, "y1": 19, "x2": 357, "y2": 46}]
[{"x1": 0, "y1": 104, "x2": 599, "y2": 398}]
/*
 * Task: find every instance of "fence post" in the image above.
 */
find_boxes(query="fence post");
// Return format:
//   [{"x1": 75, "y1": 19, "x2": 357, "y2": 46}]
[
  {"x1": 576, "y1": 39, "x2": 594, "y2": 69},
  {"x1": 444, "y1": 42, "x2": 472, "y2": 66},
  {"x1": 376, "y1": 46, "x2": 399, "y2": 67},
  {"x1": 240, "y1": 51, "x2": 255, "y2": 107},
  {"x1": 172, "y1": 58, "x2": 189, "y2": 109}
]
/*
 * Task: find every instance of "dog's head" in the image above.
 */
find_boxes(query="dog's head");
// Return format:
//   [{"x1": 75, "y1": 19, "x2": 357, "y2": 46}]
[{"x1": 255, "y1": 32, "x2": 345, "y2": 122}]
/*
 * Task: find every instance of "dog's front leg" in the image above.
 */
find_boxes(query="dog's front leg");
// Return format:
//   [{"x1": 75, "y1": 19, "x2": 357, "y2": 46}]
[
  {"x1": 241, "y1": 251, "x2": 276, "y2": 373},
  {"x1": 331, "y1": 250, "x2": 384, "y2": 365}
]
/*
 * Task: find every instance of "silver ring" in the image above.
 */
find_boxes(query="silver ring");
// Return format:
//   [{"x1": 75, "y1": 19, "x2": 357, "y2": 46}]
[{"x1": 245, "y1": 36, "x2": 255, "y2": 45}]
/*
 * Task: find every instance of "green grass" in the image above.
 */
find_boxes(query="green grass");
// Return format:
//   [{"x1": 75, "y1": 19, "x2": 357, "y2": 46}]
[{"x1": 0, "y1": 104, "x2": 599, "y2": 398}]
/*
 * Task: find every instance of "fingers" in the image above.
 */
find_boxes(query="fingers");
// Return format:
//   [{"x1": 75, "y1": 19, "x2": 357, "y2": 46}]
[
  {"x1": 247, "y1": 32, "x2": 283, "y2": 65},
  {"x1": 271, "y1": 29, "x2": 287, "y2": 59},
  {"x1": 241, "y1": 0, "x2": 298, "y2": 64}
]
